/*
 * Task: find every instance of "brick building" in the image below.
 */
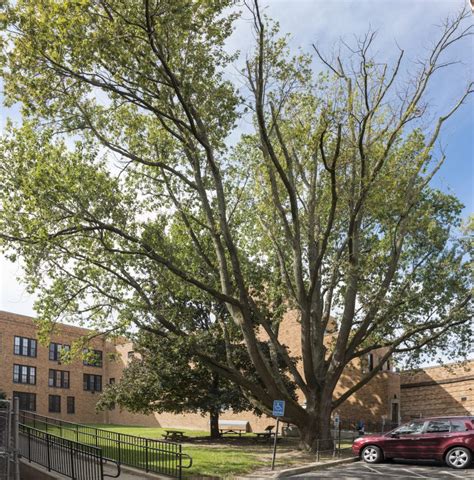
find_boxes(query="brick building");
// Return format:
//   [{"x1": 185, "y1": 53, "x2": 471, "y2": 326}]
[
  {"x1": 0, "y1": 310, "x2": 116, "y2": 423},
  {"x1": 401, "y1": 361, "x2": 474, "y2": 420},
  {"x1": 0, "y1": 309, "x2": 400, "y2": 431}
]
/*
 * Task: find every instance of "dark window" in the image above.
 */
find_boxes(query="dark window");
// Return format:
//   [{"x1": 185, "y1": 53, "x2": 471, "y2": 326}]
[
  {"x1": 13, "y1": 392, "x2": 36, "y2": 411},
  {"x1": 13, "y1": 365, "x2": 36, "y2": 385},
  {"x1": 109, "y1": 378, "x2": 115, "y2": 384},
  {"x1": 48, "y1": 369, "x2": 70, "y2": 388},
  {"x1": 368, "y1": 353, "x2": 374, "y2": 371},
  {"x1": 49, "y1": 343, "x2": 70, "y2": 362},
  {"x1": 83, "y1": 374, "x2": 102, "y2": 392},
  {"x1": 450, "y1": 420, "x2": 469, "y2": 432},
  {"x1": 426, "y1": 420, "x2": 451, "y2": 433},
  {"x1": 48, "y1": 395, "x2": 61, "y2": 413},
  {"x1": 67, "y1": 396, "x2": 75, "y2": 414},
  {"x1": 83, "y1": 349, "x2": 103, "y2": 367},
  {"x1": 13, "y1": 336, "x2": 37, "y2": 357}
]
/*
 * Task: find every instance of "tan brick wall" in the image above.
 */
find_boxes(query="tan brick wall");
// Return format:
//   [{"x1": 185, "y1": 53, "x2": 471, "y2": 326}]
[{"x1": 401, "y1": 361, "x2": 474, "y2": 420}]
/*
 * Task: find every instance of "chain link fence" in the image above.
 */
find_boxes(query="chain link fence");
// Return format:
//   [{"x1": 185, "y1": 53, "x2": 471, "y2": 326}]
[{"x1": 0, "y1": 399, "x2": 20, "y2": 480}]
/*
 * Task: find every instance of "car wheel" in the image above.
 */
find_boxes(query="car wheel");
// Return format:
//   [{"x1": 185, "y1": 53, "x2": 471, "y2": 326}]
[
  {"x1": 361, "y1": 445, "x2": 383, "y2": 464},
  {"x1": 445, "y1": 447, "x2": 472, "y2": 469}
]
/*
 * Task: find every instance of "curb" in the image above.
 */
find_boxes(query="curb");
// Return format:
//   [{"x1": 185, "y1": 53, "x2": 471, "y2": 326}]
[{"x1": 272, "y1": 456, "x2": 359, "y2": 478}]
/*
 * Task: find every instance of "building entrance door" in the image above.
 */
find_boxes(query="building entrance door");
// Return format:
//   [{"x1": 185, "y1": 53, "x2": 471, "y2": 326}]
[{"x1": 391, "y1": 400, "x2": 400, "y2": 426}]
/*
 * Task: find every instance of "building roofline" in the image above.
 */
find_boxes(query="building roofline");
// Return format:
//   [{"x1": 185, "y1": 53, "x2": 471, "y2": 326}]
[
  {"x1": 401, "y1": 359, "x2": 474, "y2": 374},
  {"x1": 0, "y1": 309, "x2": 99, "y2": 336}
]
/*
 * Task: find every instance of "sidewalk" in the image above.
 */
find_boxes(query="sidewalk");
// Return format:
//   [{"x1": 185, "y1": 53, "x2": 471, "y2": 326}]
[{"x1": 234, "y1": 457, "x2": 358, "y2": 479}]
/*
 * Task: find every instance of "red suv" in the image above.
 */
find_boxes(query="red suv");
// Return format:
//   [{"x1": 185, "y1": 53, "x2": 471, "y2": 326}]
[{"x1": 352, "y1": 416, "x2": 474, "y2": 469}]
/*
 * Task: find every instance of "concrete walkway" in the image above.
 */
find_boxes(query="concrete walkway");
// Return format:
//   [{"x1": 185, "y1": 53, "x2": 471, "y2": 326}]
[{"x1": 104, "y1": 463, "x2": 170, "y2": 480}]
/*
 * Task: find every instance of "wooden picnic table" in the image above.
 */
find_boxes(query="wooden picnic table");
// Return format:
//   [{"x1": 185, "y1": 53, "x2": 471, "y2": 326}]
[
  {"x1": 163, "y1": 429, "x2": 187, "y2": 441},
  {"x1": 219, "y1": 428, "x2": 246, "y2": 436}
]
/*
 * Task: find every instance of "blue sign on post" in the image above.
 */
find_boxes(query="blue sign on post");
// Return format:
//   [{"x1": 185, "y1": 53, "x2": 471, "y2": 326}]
[{"x1": 272, "y1": 400, "x2": 285, "y2": 417}]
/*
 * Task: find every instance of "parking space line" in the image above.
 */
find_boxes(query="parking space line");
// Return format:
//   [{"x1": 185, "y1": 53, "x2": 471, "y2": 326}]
[
  {"x1": 364, "y1": 465, "x2": 384, "y2": 475},
  {"x1": 437, "y1": 471, "x2": 470, "y2": 478},
  {"x1": 362, "y1": 465, "x2": 409, "y2": 477},
  {"x1": 397, "y1": 467, "x2": 428, "y2": 478}
]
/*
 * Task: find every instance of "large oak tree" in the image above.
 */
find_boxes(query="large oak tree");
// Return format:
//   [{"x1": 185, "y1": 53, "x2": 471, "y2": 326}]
[{"x1": 0, "y1": 0, "x2": 472, "y2": 450}]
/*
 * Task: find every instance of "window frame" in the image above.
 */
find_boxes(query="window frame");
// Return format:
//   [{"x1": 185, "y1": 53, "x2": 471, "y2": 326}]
[
  {"x1": 13, "y1": 336, "x2": 37, "y2": 357},
  {"x1": 48, "y1": 369, "x2": 70, "y2": 389},
  {"x1": 49, "y1": 342, "x2": 70, "y2": 362},
  {"x1": 83, "y1": 349, "x2": 103, "y2": 368},
  {"x1": 13, "y1": 364, "x2": 36, "y2": 385},
  {"x1": 66, "y1": 396, "x2": 75, "y2": 414},
  {"x1": 13, "y1": 391, "x2": 36, "y2": 412},
  {"x1": 83, "y1": 373, "x2": 102, "y2": 392},
  {"x1": 48, "y1": 394, "x2": 61, "y2": 413}
]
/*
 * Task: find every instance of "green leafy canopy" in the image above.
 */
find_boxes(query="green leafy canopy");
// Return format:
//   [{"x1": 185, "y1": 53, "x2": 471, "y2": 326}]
[{"x1": 0, "y1": 0, "x2": 472, "y2": 449}]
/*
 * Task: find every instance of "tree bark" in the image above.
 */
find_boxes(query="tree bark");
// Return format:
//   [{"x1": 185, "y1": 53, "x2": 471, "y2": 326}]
[
  {"x1": 298, "y1": 398, "x2": 333, "y2": 452},
  {"x1": 209, "y1": 407, "x2": 220, "y2": 439}
]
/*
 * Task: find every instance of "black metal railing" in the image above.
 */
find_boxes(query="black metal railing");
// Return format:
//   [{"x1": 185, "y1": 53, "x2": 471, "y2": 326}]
[
  {"x1": 19, "y1": 424, "x2": 121, "y2": 480},
  {"x1": 20, "y1": 411, "x2": 192, "y2": 479},
  {"x1": 338, "y1": 417, "x2": 399, "y2": 435}
]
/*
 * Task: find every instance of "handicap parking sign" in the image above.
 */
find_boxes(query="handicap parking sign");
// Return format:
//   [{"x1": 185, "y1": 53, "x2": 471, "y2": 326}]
[{"x1": 273, "y1": 400, "x2": 285, "y2": 417}]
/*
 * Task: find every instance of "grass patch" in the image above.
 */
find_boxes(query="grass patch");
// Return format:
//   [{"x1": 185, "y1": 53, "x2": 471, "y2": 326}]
[{"x1": 185, "y1": 445, "x2": 265, "y2": 478}]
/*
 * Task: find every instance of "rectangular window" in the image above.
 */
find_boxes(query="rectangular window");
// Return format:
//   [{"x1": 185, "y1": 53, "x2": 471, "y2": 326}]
[
  {"x1": 67, "y1": 396, "x2": 75, "y2": 414},
  {"x1": 83, "y1": 374, "x2": 102, "y2": 392},
  {"x1": 13, "y1": 365, "x2": 36, "y2": 385},
  {"x1": 426, "y1": 420, "x2": 451, "y2": 433},
  {"x1": 48, "y1": 395, "x2": 61, "y2": 413},
  {"x1": 48, "y1": 369, "x2": 70, "y2": 388},
  {"x1": 13, "y1": 336, "x2": 37, "y2": 357},
  {"x1": 49, "y1": 342, "x2": 70, "y2": 362},
  {"x1": 368, "y1": 353, "x2": 374, "y2": 371},
  {"x1": 13, "y1": 391, "x2": 36, "y2": 412},
  {"x1": 83, "y1": 349, "x2": 103, "y2": 367}
]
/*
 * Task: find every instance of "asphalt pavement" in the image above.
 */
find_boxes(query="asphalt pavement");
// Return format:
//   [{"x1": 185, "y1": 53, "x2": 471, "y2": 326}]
[{"x1": 289, "y1": 459, "x2": 474, "y2": 479}]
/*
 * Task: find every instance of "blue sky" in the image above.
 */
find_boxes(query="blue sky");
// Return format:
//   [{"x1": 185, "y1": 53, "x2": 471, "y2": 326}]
[{"x1": 0, "y1": 0, "x2": 473, "y2": 317}]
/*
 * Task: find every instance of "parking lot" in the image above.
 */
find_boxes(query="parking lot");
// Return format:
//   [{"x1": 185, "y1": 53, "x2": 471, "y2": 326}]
[{"x1": 290, "y1": 459, "x2": 474, "y2": 479}]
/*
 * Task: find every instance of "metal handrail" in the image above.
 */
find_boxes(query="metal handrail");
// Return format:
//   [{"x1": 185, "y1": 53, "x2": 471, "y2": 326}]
[
  {"x1": 19, "y1": 424, "x2": 104, "y2": 480},
  {"x1": 180, "y1": 452, "x2": 193, "y2": 469},
  {"x1": 102, "y1": 458, "x2": 121, "y2": 478},
  {"x1": 20, "y1": 410, "x2": 191, "y2": 479}
]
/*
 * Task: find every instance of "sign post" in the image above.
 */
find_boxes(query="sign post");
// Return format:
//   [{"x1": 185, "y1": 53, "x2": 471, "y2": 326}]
[{"x1": 271, "y1": 400, "x2": 285, "y2": 470}]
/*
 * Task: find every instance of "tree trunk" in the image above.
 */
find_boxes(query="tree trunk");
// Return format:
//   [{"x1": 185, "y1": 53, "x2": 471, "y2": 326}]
[
  {"x1": 298, "y1": 401, "x2": 333, "y2": 452},
  {"x1": 209, "y1": 407, "x2": 220, "y2": 439}
]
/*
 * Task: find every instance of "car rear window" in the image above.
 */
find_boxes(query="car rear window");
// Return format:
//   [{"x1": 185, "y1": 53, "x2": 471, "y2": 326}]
[{"x1": 450, "y1": 419, "x2": 469, "y2": 432}]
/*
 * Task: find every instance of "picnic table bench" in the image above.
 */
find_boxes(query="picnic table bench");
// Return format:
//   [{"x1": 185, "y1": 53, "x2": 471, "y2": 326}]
[
  {"x1": 255, "y1": 425, "x2": 275, "y2": 442},
  {"x1": 163, "y1": 429, "x2": 188, "y2": 441},
  {"x1": 218, "y1": 420, "x2": 250, "y2": 436}
]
